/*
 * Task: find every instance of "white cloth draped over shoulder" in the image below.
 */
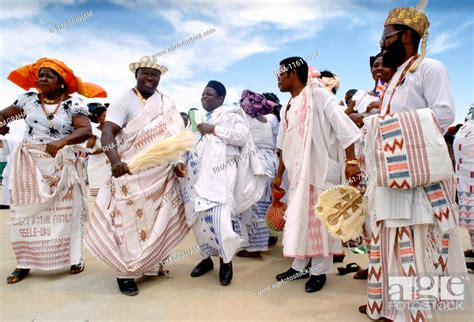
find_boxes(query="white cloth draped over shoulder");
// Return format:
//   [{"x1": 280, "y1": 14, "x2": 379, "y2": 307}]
[
  {"x1": 277, "y1": 79, "x2": 360, "y2": 259},
  {"x1": 182, "y1": 105, "x2": 267, "y2": 262},
  {"x1": 185, "y1": 106, "x2": 267, "y2": 223}
]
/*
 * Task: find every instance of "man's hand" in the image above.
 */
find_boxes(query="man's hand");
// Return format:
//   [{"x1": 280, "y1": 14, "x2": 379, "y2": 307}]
[
  {"x1": 46, "y1": 140, "x2": 66, "y2": 158},
  {"x1": 197, "y1": 123, "x2": 215, "y2": 135},
  {"x1": 349, "y1": 113, "x2": 364, "y2": 128},
  {"x1": 272, "y1": 176, "x2": 282, "y2": 189},
  {"x1": 345, "y1": 164, "x2": 362, "y2": 187},
  {"x1": 174, "y1": 162, "x2": 187, "y2": 178},
  {"x1": 111, "y1": 161, "x2": 132, "y2": 178}
]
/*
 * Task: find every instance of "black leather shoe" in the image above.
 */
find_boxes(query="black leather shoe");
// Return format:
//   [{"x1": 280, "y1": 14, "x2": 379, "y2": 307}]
[
  {"x1": 117, "y1": 278, "x2": 139, "y2": 296},
  {"x1": 275, "y1": 267, "x2": 309, "y2": 281},
  {"x1": 305, "y1": 274, "x2": 326, "y2": 293},
  {"x1": 190, "y1": 257, "x2": 214, "y2": 277},
  {"x1": 219, "y1": 261, "x2": 233, "y2": 286},
  {"x1": 268, "y1": 236, "x2": 278, "y2": 247}
]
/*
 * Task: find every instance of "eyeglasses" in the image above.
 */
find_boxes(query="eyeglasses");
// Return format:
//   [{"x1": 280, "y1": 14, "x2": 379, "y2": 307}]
[{"x1": 380, "y1": 30, "x2": 404, "y2": 44}]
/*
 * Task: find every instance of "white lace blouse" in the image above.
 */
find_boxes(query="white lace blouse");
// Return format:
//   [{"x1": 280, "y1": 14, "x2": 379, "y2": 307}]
[{"x1": 12, "y1": 92, "x2": 89, "y2": 144}]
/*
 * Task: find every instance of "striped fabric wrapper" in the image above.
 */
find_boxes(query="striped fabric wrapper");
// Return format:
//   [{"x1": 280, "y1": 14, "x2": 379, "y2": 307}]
[
  {"x1": 424, "y1": 177, "x2": 458, "y2": 233},
  {"x1": 453, "y1": 120, "x2": 474, "y2": 239},
  {"x1": 10, "y1": 144, "x2": 87, "y2": 270},
  {"x1": 371, "y1": 109, "x2": 452, "y2": 189}
]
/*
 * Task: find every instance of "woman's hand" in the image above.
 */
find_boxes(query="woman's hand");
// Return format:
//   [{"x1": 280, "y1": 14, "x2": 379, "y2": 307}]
[{"x1": 46, "y1": 140, "x2": 66, "y2": 157}]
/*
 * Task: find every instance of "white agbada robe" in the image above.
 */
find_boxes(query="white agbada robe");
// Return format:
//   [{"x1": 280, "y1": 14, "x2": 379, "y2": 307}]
[
  {"x1": 183, "y1": 105, "x2": 265, "y2": 263},
  {"x1": 276, "y1": 81, "x2": 360, "y2": 274},
  {"x1": 365, "y1": 56, "x2": 468, "y2": 321}
]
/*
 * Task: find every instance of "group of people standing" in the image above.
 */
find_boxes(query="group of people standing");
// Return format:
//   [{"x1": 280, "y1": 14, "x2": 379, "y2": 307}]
[{"x1": 1, "y1": 1, "x2": 472, "y2": 321}]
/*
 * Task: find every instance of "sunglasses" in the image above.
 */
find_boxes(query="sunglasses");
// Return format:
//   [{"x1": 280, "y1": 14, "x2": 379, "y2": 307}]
[{"x1": 380, "y1": 30, "x2": 404, "y2": 43}]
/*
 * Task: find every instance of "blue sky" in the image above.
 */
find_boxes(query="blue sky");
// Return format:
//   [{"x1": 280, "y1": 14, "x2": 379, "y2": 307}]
[{"x1": 0, "y1": 0, "x2": 472, "y2": 122}]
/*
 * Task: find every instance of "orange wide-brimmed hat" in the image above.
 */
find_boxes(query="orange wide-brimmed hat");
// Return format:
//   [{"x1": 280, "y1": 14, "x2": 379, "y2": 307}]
[{"x1": 7, "y1": 57, "x2": 107, "y2": 98}]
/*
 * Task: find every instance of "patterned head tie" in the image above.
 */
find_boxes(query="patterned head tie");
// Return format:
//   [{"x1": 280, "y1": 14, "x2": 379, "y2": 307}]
[{"x1": 240, "y1": 89, "x2": 277, "y2": 118}]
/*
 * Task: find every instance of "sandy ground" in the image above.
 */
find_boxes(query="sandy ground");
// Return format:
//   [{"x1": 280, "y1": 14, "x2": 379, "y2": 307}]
[{"x1": 0, "y1": 194, "x2": 473, "y2": 321}]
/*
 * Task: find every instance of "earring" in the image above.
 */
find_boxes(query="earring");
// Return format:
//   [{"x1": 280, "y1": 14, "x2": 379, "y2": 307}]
[{"x1": 61, "y1": 84, "x2": 65, "y2": 89}]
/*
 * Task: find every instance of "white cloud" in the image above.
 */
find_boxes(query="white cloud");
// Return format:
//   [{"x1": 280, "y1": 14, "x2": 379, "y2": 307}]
[
  {"x1": 0, "y1": 21, "x2": 153, "y2": 107},
  {"x1": 148, "y1": 0, "x2": 357, "y2": 75},
  {"x1": 0, "y1": 0, "x2": 83, "y2": 21},
  {"x1": 429, "y1": 20, "x2": 474, "y2": 55},
  {"x1": 429, "y1": 32, "x2": 461, "y2": 55},
  {"x1": 0, "y1": 0, "x2": 357, "y2": 113},
  {"x1": 0, "y1": 20, "x2": 240, "y2": 113}
]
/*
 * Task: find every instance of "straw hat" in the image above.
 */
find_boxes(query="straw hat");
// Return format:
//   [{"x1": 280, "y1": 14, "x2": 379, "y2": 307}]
[{"x1": 129, "y1": 55, "x2": 168, "y2": 75}]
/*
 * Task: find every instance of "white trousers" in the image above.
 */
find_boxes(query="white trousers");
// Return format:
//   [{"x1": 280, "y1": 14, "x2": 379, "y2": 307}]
[{"x1": 291, "y1": 255, "x2": 333, "y2": 276}]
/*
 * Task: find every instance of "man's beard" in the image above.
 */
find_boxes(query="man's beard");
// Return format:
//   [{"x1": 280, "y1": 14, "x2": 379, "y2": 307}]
[{"x1": 382, "y1": 37, "x2": 406, "y2": 67}]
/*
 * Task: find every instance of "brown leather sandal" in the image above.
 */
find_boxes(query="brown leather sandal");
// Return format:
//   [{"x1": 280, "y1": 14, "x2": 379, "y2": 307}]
[
  {"x1": 354, "y1": 268, "x2": 369, "y2": 280},
  {"x1": 7, "y1": 268, "x2": 30, "y2": 284}
]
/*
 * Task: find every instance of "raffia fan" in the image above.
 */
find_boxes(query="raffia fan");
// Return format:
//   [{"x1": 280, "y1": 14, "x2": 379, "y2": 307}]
[
  {"x1": 314, "y1": 185, "x2": 366, "y2": 242},
  {"x1": 127, "y1": 131, "x2": 196, "y2": 173}
]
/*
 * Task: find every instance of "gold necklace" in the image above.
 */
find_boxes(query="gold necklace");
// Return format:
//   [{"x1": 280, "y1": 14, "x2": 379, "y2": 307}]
[
  {"x1": 40, "y1": 93, "x2": 64, "y2": 128},
  {"x1": 42, "y1": 94, "x2": 63, "y2": 104},
  {"x1": 133, "y1": 88, "x2": 159, "y2": 107},
  {"x1": 133, "y1": 88, "x2": 147, "y2": 107}
]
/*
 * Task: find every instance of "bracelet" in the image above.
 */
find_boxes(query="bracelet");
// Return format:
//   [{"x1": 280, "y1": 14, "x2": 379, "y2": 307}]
[{"x1": 346, "y1": 159, "x2": 359, "y2": 165}]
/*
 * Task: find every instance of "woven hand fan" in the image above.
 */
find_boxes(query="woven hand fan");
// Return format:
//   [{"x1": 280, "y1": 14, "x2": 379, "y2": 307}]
[
  {"x1": 314, "y1": 185, "x2": 366, "y2": 242},
  {"x1": 127, "y1": 131, "x2": 196, "y2": 173},
  {"x1": 265, "y1": 186, "x2": 286, "y2": 231}
]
